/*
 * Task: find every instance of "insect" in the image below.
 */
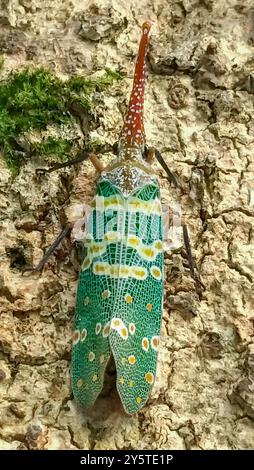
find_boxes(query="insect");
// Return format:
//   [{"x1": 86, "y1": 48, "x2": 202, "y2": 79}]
[
  {"x1": 28, "y1": 21, "x2": 203, "y2": 414},
  {"x1": 71, "y1": 20, "x2": 165, "y2": 414}
]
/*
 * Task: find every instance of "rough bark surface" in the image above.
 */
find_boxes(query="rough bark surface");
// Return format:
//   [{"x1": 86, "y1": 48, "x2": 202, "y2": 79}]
[{"x1": 0, "y1": 0, "x2": 254, "y2": 450}]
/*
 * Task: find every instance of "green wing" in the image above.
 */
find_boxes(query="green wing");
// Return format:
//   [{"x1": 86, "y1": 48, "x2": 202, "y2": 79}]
[
  {"x1": 71, "y1": 267, "x2": 112, "y2": 408},
  {"x1": 109, "y1": 183, "x2": 164, "y2": 414},
  {"x1": 71, "y1": 181, "x2": 121, "y2": 407},
  {"x1": 71, "y1": 181, "x2": 164, "y2": 414}
]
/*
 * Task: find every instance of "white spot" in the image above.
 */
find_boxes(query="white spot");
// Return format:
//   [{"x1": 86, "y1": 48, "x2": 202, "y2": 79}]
[
  {"x1": 111, "y1": 318, "x2": 123, "y2": 331},
  {"x1": 119, "y1": 327, "x2": 128, "y2": 340},
  {"x1": 95, "y1": 323, "x2": 102, "y2": 335},
  {"x1": 102, "y1": 321, "x2": 111, "y2": 338},
  {"x1": 129, "y1": 323, "x2": 136, "y2": 335},
  {"x1": 72, "y1": 330, "x2": 80, "y2": 345},
  {"x1": 88, "y1": 351, "x2": 95, "y2": 362},
  {"x1": 80, "y1": 328, "x2": 87, "y2": 342},
  {"x1": 142, "y1": 337, "x2": 149, "y2": 352},
  {"x1": 151, "y1": 336, "x2": 159, "y2": 351}
]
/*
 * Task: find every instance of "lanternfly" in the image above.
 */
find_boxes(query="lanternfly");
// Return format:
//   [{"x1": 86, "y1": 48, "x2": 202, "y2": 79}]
[{"x1": 71, "y1": 21, "x2": 164, "y2": 414}]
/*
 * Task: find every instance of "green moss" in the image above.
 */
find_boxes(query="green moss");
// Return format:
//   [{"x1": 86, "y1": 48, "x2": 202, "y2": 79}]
[
  {"x1": 34, "y1": 137, "x2": 73, "y2": 163},
  {"x1": 34, "y1": 137, "x2": 106, "y2": 166},
  {"x1": 84, "y1": 138, "x2": 106, "y2": 153},
  {"x1": 0, "y1": 67, "x2": 123, "y2": 175},
  {"x1": 67, "y1": 67, "x2": 123, "y2": 93}
]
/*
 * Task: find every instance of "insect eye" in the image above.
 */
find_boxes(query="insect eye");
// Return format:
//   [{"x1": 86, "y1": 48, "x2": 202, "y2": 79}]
[
  {"x1": 112, "y1": 141, "x2": 119, "y2": 155},
  {"x1": 142, "y1": 145, "x2": 149, "y2": 160}
]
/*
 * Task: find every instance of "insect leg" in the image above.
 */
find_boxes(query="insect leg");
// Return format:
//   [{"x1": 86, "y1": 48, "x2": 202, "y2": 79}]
[
  {"x1": 23, "y1": 224, "x2": 71, "y2": 273},
  {"x1": 182, "y1": 224, "x2": 205, "y2": 291},
  {"x1": 36, "y1": 150, "x2": 91, "y2": 175},
  {"x1": 154, "y1": 148, "x2": 178, "y2": 188},
  {"x1": 152, "y1": 149, "x2": 203, "y2": 289},
  {"x1": 89, "y1": 153, "x2": 104, "y2": 172}
]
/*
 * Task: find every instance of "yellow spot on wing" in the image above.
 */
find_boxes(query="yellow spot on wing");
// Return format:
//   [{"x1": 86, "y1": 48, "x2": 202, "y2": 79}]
[
  {"x1": 136, "y1": 396, "x2": 142, "y2": 405},
  {"x1": 101, "y1": 197, "x2": 161, "y2": 215},
  {"x1": 77, "y1": 378, "x2": 83, "y2": 388},
  {"x1": 72, "y1": 330, "x2": 80, "y2": 345},
  {"x1": 151, "y1": 336, "x2": 159, "y2": 350},
  {"x1": 151, "y1": 265, "x2": 162, "y2": 280},
  {"x1": 101, "y1": 289, "x2": 111, "y2": 299},
  {"x1": 120, "y1": 327, "x2": 128, "y2": 339},
  {"x1": 92, "y1": 374, "x2": 98, "y2": 382},
  {"x1": 84, "y1": 296, "x2": 90, "y2": 305},
  {"x1": 105, "y1": 231, "x2": 118, "y2": 242},
  {"x1": 127, "y1": 235, "x2": 141, "y2": 247},
  {"x1": 128, "y1": 355, "x2": 136, "y2": 365},
  {"x1": 145, "y1": 372, "x2": 154, "y2": 384},
  {"x1": 108, "y1": 265, "x2": 117, "y2": 277},
  {"x1": 104, "y1": 196, "x2": 124, "y2": 210},
  {"x1": 90, "y1": 242, "x2": 105, "y2": 255},
  {"x1": 119, "y1": 376, "x2": 125, "y2": 385},
  {"x1": 141, "y1": 246, "x2": 156, "y2": 259},
  {"x1": 132, "y1": 267, "x2": 147, "y2": 280},
  {"x1": 104, "y1": 196, "x2": 117, "y2": 208},
  {"x1": 146, "y1": 303, "x2": 153, "y2": 312},
  {"x1": 119, "y1": 266, "x2": 130, "y2": 277},
  {"x1": 130, "y1": 200, "x2": 141, "y2": 210},
  {"x1": 93, "y1": 263, "x2": 148, "y2": 279},
  {"x1": 154, "y1": 240, "x2": 163, "y2": 250},
  {"x1": 142, "y1": 337, "x2": 149, "y2": 351},
  {"x1": 93, "y1": 262, "x2": 108, "y2": 275},
  {"x1": 99, "y1": 354, "x2": 105, "y2": 364},
  {"x1": 129, "y1": 380, "x2": 135, "y2": 388},
  {"x1": 124, "y1": 293, "x2": 133, "y2": 304},
  {"x1": 102, "y1": 322, "x2": 111, "y2": 337},
  {"x1": 112, "y1": 318, "x2": 121, "y2": 329}
]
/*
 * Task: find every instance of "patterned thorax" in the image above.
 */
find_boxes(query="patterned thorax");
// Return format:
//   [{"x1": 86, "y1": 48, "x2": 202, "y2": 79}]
[{"x1": 100, "y1": 160, "x2": 157, "y2": 197}]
